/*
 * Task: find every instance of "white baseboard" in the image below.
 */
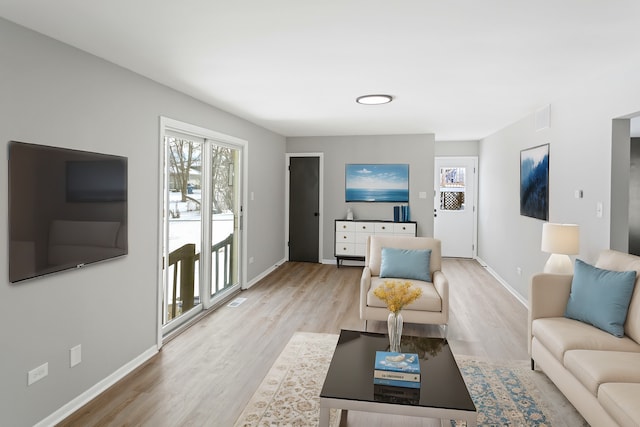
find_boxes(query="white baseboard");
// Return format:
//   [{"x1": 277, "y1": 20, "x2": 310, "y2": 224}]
[
  {"x1": 35, "y1": 345, "x2": 158, "y2": 427},
  {"x1": 476, "y1": 256, "x2": 528, "y2": 308},
  {"x1": 244, "y1": 258, "x2": 286, "y2": 289},
  {"x1": 321, "y1": 258, "x2": 364, "y2": 267}
]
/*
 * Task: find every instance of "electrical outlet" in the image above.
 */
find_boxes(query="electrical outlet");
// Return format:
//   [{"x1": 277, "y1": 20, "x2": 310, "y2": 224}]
[
  {"x1": 70, "y1": 344, "x2": 82, "y2": 367},
  {"x1": 28, "y1": 362, "x2": 48, "y2": 385},
  {"x1": 249, "y1": 257, "x2": 254, "y2": 264},
  {"x1": 516, "y1": 267, "x2": 522, "y2": 276}
]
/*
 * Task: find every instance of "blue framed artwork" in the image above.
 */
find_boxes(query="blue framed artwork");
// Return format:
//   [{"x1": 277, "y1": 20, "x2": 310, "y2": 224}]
[
  {"x1": 520, "y1": 144, "x2": 549, "y2": 220},
  {"x1": 345, "y1": 164, "x2": 409, "y2": 202}
]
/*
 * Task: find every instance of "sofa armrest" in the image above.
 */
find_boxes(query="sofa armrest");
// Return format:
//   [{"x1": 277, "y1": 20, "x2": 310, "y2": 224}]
[
  {"x1": 528, "y1": 272, "x2": 573, "y2": 355},
  {"x1": 433, "y1": 270, "x2": 449, "y2": 322},
  {"x1": 360, "y1": 266, "x2": 372, "y2": 319}
]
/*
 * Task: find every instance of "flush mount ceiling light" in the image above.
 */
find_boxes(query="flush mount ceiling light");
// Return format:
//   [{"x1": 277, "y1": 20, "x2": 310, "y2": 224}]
[{"x1": 356, "y1": 94, "x2": 393, "y2": 105}]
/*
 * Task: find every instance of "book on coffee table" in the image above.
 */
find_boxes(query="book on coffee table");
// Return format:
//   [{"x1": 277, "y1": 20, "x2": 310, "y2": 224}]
[
  {"x1": 373, "y1": 351, "x2": 420, "y2": 387},
  {"x1": 374, "y1": 383, "x2": 420, "y2": 404}
]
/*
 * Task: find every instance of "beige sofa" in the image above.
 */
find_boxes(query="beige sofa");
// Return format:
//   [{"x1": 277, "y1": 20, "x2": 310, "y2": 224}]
[
  {"x1": 360, "y1": 235, "x2": 448, "y2": 333},
  {"x1": 529, "y1": 249, "x2": 640, "y2": 427}
]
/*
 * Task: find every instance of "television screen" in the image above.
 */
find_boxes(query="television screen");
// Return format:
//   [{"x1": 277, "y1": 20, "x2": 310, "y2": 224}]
[
  {"x1": 345, "y1": 163, "x2": 409, "y2": 202},
  {"x1": 8, "y1": 141, "x2": 128, "y2": 283},
  {"x1": 67, "y1": 160, "x2": 127, "y2": 202}
]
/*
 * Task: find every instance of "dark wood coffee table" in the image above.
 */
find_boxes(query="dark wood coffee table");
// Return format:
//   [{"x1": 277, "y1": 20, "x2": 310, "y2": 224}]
[{"x1": 319, "y1": 329, "x2": 477, "y2": 426}]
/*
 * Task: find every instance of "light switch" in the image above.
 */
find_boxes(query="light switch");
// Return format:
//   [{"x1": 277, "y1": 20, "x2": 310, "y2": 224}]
[
  {"x1": 596, "y1": 202, "x2": 603, "y2": 218},
  {"x1": 418, "y1": 192, "x2": 427, "y2": 199}
]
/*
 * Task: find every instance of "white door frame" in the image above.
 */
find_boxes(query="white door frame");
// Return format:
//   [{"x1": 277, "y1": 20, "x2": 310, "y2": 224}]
[
  {"x1": 158, "y1": 116, "x2": 249, "y2": 349},
  {"x1": 434, "y1": 156, "x2": 478, "y2": 258},
  {"x1": 284, "y1": 153, "x2": 324, "y2": 262}
]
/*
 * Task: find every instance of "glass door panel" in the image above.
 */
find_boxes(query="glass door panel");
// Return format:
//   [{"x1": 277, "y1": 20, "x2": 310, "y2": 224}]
[
  {"x1": 163, "y1": 136, "x2": 203, "y2": 328},
  {"x1": 209, "y1": 144, "x2": 240, "y2": 301},
  {"x1": 439, "y1": 167, "x2": 466, "y2": 211}
]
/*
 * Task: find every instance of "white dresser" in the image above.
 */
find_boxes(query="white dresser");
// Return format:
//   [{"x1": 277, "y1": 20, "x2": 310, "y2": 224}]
[{"x1": 334, "y1": 220, "x2": 417, "y2": 266}]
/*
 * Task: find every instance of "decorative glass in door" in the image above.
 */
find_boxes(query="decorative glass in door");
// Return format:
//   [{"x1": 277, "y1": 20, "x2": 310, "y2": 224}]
[{"x1": 439, "y1": 167, "x2": 466, "y2": 211}]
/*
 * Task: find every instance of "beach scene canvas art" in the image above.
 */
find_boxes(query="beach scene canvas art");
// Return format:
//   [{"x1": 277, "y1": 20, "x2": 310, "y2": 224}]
[{"x1": 345, "y1": 164, "x2": 409, "y2": 202}]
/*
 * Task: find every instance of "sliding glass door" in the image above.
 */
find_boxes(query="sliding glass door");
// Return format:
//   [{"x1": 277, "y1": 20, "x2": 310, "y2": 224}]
[{"x1": 160, "y1": 120, "x2": 244, "y2": 336}]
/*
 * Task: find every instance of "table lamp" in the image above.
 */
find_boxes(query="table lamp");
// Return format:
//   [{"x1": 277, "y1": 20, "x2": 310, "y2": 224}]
[{"x1": 541, "y1": 223, "x2": 580, "y2": 274}]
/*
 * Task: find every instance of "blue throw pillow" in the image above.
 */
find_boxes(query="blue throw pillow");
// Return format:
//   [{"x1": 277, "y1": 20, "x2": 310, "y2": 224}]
[
  {"x1": 564, "y1": 259, "x2": 637, "y2": 337},
  {"x1": 379, "y1": 247, "x2": 431, "y2": 282}
]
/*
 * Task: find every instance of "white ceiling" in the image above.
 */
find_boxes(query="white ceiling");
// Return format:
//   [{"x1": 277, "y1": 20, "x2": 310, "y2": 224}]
[{"x1": 1, "y1": 1, "x2": 639, "y2": 140}]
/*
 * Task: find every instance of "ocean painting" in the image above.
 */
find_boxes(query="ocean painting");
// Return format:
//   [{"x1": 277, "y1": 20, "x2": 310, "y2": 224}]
[
  {"x1": 345, "y1": 164, "x2": 409, "y2": 202},
  {"x1": 520, "y1": 144, "x2": 549, "y2": 220}
]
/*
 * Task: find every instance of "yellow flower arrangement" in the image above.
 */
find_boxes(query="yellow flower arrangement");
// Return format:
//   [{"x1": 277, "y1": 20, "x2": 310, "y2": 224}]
[{"x1": 373, "y1": 280, "x2": 422, "y2": 314}]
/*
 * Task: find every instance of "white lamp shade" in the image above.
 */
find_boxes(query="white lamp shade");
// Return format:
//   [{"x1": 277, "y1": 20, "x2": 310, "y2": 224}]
[{"x1": 541, "y1": 223, "x2": 579, "y2": 255}]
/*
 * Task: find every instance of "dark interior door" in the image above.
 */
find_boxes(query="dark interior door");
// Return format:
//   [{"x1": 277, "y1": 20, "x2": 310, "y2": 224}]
[{"x1": 289, "y1": 157, "x2": 319, "y2": 262}]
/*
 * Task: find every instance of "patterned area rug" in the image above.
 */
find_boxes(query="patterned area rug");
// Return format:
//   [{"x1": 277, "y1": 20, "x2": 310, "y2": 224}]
[
  {"x1": 234, "y1": 332, "x2": 587, "y2": 427},
  {"x1": 233, "y1": 332, "x2": 341, "y2": 427},
  {"x1": 454, "y1": 356, "x2": 588, "y2": 427}
]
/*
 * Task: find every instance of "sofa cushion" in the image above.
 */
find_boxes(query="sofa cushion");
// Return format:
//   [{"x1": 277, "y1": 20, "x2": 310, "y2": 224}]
[
  {"x1": 596, "y1": 249, "x2": 640, "y2": 344},
  {"x1": 564, "y1": 350, "x2": 640, "y2": 395},
  {"x1": 380, "y1": 247, "x2": 431, "y2": 282},
  {"x1": 598, "y1": 383, "x2": 640, "y2": 427},
  {"x1": 367, "y1": 277, "x2": 442, "y2": 312},
  {"x1": 564, "y1": 259, "x2": 636, "y2": 337},
  {"x1": 531, "y1": 317, "x2": 640, "y2": 362}
]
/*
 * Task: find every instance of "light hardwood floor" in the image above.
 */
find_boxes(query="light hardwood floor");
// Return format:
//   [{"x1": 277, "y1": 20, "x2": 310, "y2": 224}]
[{"x1": 59, "y1": 259, "x2": 529, "y2": 427}]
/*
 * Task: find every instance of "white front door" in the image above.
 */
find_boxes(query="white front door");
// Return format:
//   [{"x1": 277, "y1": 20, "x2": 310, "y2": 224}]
[{"x1": 434, "y1": 157, "x2": 477, "y2": 258}]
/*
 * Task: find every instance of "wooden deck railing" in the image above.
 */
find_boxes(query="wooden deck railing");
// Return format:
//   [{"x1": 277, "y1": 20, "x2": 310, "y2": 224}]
[{"x1": 165, "y1": 233, "x2": 234, "y2": 320}]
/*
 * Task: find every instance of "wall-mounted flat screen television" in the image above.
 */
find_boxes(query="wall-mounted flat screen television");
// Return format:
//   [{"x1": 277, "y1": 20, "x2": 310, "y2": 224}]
[
  {"x1": 8, "y1": 141, "x2": 128, "y2": 283},
  {"x1": 345, "y1": 163, "x2": 409, "y2": 202}
]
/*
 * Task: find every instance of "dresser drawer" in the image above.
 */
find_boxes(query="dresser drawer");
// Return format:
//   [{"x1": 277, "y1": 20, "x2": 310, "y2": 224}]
[
  {"x1": 355, "y1": 222, "x2": 375, "y2": 233},
  {"x1": 336, "y1": 221, "x2": 355, "y2": 232},
  {"x1": 394, "y1": 223, "x2": 416, "y2": 235},
  {"x1": 355, "y1": 232, "x2": 373, "y2": 245},
  {"x1": 336, "y1": 232, "x2": 355, "y2": 243},
  {"x1": 335, "y1": 242, "x2": 355, "y2": 256},
  {"x1": 374, "y1": 223, "x2": 393, "y2": 233}
]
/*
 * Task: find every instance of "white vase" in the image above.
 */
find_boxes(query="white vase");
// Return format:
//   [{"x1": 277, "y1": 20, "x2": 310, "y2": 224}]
[{"x1": 387, "y1": 311, "x2": 403, "y2": 352}]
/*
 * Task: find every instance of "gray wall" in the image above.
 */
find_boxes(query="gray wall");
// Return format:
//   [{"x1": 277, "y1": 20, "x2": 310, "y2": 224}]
[
  {"x1": 477, "y1": 62, "x2": 640, "y2": 301},
  {"x1": 0, "y1": 18, "x2": 285, "y2": 427},
  {"x1": 286, "y1": 134, "x2": 435, "y2": 261}
]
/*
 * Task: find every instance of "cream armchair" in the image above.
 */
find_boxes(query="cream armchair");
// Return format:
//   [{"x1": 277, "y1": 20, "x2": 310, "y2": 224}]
[{"x1": 360, "y1": 235, "x2": 449, "y2": 336}]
